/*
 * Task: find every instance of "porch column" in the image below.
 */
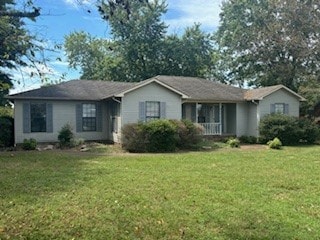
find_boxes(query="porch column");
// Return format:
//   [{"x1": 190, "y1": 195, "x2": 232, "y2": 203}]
[{"x1": 219, "y1": 103, "x2": 222, "y2": 135}]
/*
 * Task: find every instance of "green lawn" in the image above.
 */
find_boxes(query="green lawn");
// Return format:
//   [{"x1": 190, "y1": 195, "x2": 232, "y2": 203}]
[{"x1": 1, "y1": 146, "x2": 320, "y2": 239}]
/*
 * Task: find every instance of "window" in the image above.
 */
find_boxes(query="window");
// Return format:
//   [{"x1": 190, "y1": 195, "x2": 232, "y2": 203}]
[
  {"x1": 82, "y1": 103, "x2": 96, "y2": 131},
  {"x1": 271, "y1": 103, "x2": 289, "y2": 115},
  {"x1": 139, "y1": 101, "x2": 166, "y2": 122},
  {"x1": 274, "y1": 103, "x2": 285, "y2": 114},
  {"x1": 30, "y1": 103, "x2": 46, "y2": 132},
  {"x1": 145, "y1": 101, "x2": 160, "y2": 121}
]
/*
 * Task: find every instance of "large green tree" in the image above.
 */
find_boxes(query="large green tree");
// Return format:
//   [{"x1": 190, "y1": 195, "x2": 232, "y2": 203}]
[
  {"x1": 0, "y1": 0, "x2": 41, "y2": 106},
  {"x1": 215, "y1": 0, "x2": 320, "y2": 91},
  {"x1": 99, "y1": 0, "x2": 168, "y2": 81},
  {"x1": 162, "y1": 24, "x2": 213, "y2": 78},
  {"x1": 64, "y1": 31, "x2": 125, "y2": 81},
  {"x1": 65, "y1": 0, "x2": 214, "y2": 82}
]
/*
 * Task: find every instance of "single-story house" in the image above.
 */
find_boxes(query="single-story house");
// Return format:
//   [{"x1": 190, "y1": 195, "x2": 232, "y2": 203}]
[{"x1": 8, "y1": 75, "x2": 305, "y2": 144}]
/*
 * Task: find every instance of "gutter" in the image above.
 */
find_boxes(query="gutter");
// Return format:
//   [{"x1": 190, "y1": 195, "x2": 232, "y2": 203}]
[
  {"x1": 112, "y1": 97, "x2": 122, "y2": 104},
  {"x1": 251, "y1": 100, "x2": 259, "y2": 105}
]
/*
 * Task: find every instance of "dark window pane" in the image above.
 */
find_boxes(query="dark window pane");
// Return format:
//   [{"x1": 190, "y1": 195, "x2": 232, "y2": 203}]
[
  {"x1": 82, "y1": 104, "x2": 96, "y2": 131},
  {"x1": 31, "y1": 103, "x2": 46, "y2": 132}
]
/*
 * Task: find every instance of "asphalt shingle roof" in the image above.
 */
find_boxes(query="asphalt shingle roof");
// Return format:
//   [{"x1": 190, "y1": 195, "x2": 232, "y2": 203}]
[
  {"x1": 152, "y1": 75, "x2": 246, "y2": 102},
  {"x1": 8, "y1": 80, "x2": 135, "y2": 101},
  {"x1": 244, "y1": 85, "x2": 283, "y2": 100},
  {"x1": 8, "y1": 75, "x2": 304, "y2": 102},
  {"x1": 244, "y1": 84, "x2": 305, "y2": 101}
]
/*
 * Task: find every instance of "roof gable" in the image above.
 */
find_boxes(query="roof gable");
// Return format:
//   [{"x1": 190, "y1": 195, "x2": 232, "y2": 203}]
[
  {"x1": 245, "y1": 85, "x2": 306, "y2": 101},
  {"x1": 114, "y1": 77, "x2": 189, "y2": 98}
]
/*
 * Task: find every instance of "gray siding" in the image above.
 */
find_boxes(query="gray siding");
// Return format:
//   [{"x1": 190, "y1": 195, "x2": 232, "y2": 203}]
[
  {"x1": 236, "y1": 102, "x2": 248, "y2": 137},
  {"x1": 121, "y1": 82, "x2": 182, "y2": 126},
  {"x1": 14, "y1": 100, "x2": 109, "y2": 144},
  {"x1": 247, "y1": 102, "x2": 258, "y2": 137},
  {"x1": 253, "y1": 89, "x2": 300, "y2": 137},
  {"x1": 225, "y1": 103, "x2": 236, "y2": 135},
  {"x1": 259, "y1": 89, "x2": 300, "y2": 119}
]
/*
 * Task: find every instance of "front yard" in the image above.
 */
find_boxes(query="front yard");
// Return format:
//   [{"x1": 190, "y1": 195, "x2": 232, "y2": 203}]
[{"x1": 1, "y1": 146, "x2": 320, "y2": 239}]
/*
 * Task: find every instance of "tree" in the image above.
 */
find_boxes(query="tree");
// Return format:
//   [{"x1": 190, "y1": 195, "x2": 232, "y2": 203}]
[
  {"x1": 65, "y1": 1, "x2": 214, "y2": 81},
  {"x1": 215, "y1": 0, "x2": 320, "y2": 91},
  {"x1": 161, "y1": 24, "x2": 213, "y2": 78},
  {"x1": 98, "y1": 0, "x2": 168, "y2": 81},
  {"x1": 298, "y1": 77, "x2": 320, "y2": 116},
  {"x1": 0, "y1": 0, "x2": 43, "y2": 106},
  {"x1": 64, "y1": 31, "x2": 126, "y2": 81}
]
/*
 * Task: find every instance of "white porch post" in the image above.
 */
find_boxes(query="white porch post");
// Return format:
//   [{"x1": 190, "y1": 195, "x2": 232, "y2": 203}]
[{"x1": 219, "y1": 103, "x2": 222, "y2": 135}]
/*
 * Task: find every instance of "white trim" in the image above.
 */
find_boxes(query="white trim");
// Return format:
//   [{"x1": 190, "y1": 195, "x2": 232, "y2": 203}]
[
  {"x1": 115, "y1": 79, "x2": 189, "y2": 98},
  {"x1": 253, "y1": 85, "x2": 306, "y2": 101}
]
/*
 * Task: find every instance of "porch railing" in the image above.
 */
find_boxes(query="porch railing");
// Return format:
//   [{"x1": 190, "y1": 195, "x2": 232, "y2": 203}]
[{"x1": 198, "y1": 123, "x2": 221, "y2": 135}]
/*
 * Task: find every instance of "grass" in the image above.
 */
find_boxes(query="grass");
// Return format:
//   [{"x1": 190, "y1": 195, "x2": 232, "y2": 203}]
[{"x1": 1, "y1": 146, "x2": 320, "y2": 239}]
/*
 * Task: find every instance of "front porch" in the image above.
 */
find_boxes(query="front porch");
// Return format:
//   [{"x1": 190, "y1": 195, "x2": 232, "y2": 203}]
[{"x1": 182, "y1": 103, "x2": 237, "y2": 136}]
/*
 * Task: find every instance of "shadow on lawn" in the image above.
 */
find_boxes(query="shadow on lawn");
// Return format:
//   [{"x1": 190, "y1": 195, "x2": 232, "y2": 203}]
[{"x1": 0, "y1": 151, "x2": 101, "y2": 200}]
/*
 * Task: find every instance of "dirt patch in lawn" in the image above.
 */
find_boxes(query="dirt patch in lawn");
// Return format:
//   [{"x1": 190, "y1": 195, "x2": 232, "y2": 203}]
[{"x1": 240, "y1": 144, "x2": 267, "y2": 150}]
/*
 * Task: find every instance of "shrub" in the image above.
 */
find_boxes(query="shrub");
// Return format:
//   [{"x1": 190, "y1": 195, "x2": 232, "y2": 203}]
[
  {"x1": 227, "y1": 138, "x2": 240, "y2": 148},
  {"x1": 259, "y1": 114, "x2": 320, "y2": 145},
  {"x1": 267, "y1": 137, "x2": 282, "y2": 149},
  {"x1": 298, "y1": 118, "x2": 320, "y2": 144},
  {"x1": 0, "y1": 116, "x2": 14, "y2": 148},
  {"x1": 143, "y1": 119, "x2": 176, "y2": 152},
  {"x1": 239, "y1": 135, "x2": 257, "y2": 144},
  {"x1": 259, "y1": 114, "x2": 300, "y2": 145},
  {"x1": 170, "y1": 119, "x2": 203, "y2": 149},
  {"x1": 121, "y1": 123, "x2": 147, "y2": 153},
  {"x1": 121, "y1": 120, "x2": 203, "y2": 153},
  {"x1": 58, "y1": 124, "x2": 74, "y2": 148},
  {"x1": 22, "y1": 138, "x2": 37, "y2": 150}
]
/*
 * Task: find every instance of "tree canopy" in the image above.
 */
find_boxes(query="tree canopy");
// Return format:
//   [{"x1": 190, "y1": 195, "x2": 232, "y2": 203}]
[
  {"x1": 64, "y1": 0, "x2": 214, "y2": 82},
  {"x1": 215, "y1": 0, "x2": 320, "y2": 91},
  {"x1": 0, "y1": 0, "x2": 42, "y2": 106}
]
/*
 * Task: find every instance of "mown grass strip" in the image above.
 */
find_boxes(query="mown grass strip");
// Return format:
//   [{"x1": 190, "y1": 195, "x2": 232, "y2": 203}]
[{"x1": 0, "y1": 146, "x2": 319, "y2": 239}]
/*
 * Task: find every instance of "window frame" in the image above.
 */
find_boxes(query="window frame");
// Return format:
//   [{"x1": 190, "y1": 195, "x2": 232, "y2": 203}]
[
  {"x1": 82, "y1": 103, "x2": 97, "y2": 131},
  {"x1": 30, "y1": 103, "x2": 47, "y2": 133},
  {"x1": 145, "y1": 101, "x2": 161, "y2": 121},
  {"x1": 274, "y1": 103, "x2": 285, "y2": 114}
]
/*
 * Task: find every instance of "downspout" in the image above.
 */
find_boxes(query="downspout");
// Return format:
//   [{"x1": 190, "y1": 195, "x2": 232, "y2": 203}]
[
  {"x1": 112, "y1": 97, "x2": 122, "y2": 142},
  {"x1": 196, "y1": 102, "x2": 198, "y2": 123},
  {"x1": 219, "y1": 103, "x2": 222, "y2": 135}
]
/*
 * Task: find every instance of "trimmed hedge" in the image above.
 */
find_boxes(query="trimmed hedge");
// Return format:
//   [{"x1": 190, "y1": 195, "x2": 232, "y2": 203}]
[
  {"x1": 259, "y1": 114, "x2": 320, "y2": 145},
  {"x1": 121, "y1": 119, "x2": 203, "y2": 153},
  {"x1": 170, "y1": 119, "x2": 203, "y2": 150},
  {"x1": 121, "y1": 123, "x2": 147, "y2": 153},
  {"x1": 144, "y1": 120, "x2": 176, "y2": 152}
]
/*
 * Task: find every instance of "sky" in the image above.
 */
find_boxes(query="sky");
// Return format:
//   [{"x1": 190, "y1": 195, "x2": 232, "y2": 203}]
[{"x1": 11, "y1": 0, "x2": 223, "y2": 93}]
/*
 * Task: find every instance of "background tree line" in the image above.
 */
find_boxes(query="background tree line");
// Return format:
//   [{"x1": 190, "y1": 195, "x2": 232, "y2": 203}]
[{"x1": 1, "y1": 0, "x2": 320, "y2": 115}]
